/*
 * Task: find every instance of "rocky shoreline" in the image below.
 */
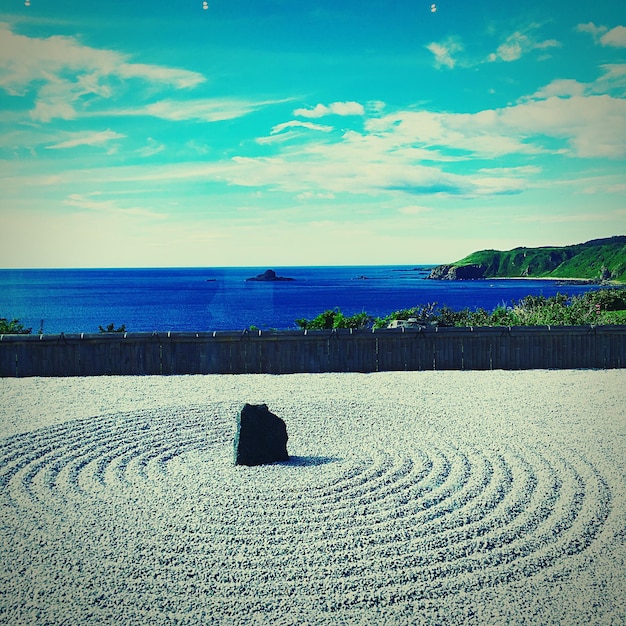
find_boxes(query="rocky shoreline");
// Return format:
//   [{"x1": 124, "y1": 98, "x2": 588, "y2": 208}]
[{"x1": 427, "y1": 264, "x2": 601, "y2": 283}]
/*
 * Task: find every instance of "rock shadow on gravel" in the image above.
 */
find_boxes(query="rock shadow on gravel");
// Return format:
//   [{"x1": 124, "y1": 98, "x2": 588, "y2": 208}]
[{"x1": 278, "y1": 455, "x2": 342, "y2": 467}]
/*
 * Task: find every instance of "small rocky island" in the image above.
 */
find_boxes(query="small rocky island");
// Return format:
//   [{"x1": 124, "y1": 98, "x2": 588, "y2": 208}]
[{"x1": 246, "y1": 269, "x2": 295, "y2": 282}]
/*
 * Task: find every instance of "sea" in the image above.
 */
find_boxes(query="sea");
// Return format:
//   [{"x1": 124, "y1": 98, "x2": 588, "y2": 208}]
[{"x1": 0, "y1": 266, "x2": 607, "y2": 334}]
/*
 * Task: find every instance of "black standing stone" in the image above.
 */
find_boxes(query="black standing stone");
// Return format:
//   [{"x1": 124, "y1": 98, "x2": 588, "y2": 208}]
[{"x1": 234, "y1": 403, "x2": 289, "y2": 466}]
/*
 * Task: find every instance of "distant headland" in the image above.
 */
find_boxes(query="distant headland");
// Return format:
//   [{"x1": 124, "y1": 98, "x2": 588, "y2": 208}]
[{"x1": 428, "y1": 236, "x2": 626, "y2": 283}]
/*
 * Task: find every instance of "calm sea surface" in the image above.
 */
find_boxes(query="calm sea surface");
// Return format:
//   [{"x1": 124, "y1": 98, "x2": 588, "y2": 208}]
[{"x1": 0, "y1": 266, "x2": 606, "y2": 334}]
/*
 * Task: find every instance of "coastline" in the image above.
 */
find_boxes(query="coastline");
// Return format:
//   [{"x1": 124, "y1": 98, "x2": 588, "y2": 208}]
[
  {"x1": 487, "y1": 276, "x2": 600, "y2": 283},
  {"x1": 1, "y1": 371, "x2": 624, "y2": 624},
  {"x1": 447, "y1": 275, "x2": 624, "y2": 285},
  {"x1": 0, "y1": 266, "x2": 613, "y2": 334}
]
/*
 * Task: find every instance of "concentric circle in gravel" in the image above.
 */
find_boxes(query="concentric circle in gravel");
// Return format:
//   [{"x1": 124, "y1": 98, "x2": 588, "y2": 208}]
[{"x1": 0, "y1": 400, "x2": 612, "y2": 622}]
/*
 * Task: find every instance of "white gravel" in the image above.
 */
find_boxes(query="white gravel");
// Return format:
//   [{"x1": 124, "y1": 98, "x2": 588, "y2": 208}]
[{"x1": 0, "y1": 370, "x2": 625, "y2": 625}]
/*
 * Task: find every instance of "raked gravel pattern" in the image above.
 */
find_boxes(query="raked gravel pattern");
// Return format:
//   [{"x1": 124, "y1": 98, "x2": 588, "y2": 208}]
[{"x1": 0, "y1": 370, "x2": 624, "y2": 625}]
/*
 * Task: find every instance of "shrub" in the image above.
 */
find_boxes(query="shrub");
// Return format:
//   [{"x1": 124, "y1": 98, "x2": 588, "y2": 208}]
[
  {"x1": 373, "y1": 303, "x2": 439, "y2": 328},
  {"x1": 99, "y1": 323, "x2": 127, "y2": 333},
  {"x1": 297, "y1": 288, "x2": 626, "y2": 330},
  {"x1": 0, "y1": 317, "x2": 32, "y2": 334},
  {"x1": 295, "y1": 308, "x2": 373, "y2": 330}
]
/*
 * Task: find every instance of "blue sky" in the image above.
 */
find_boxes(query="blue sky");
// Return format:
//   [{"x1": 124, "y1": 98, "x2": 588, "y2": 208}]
[{"x1": 0, "y1": 0, "x2": 625, "y2": 267}]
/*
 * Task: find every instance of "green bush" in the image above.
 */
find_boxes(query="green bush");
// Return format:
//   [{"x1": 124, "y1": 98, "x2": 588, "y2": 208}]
[
  {"x1": 99, "y1": 323, "x2": 127, "y2": 333},
  {"x1": 295, "y1": 288, "x2": 626, "y2": 330},
  {"x1": 373, "y1": 303, "x2": 439, "y2": 328},
  {"x1": 0, "y1": 317, "x2": 32, "y2": 334},
  {"x1": 295, "y1": 308, "x2": 373, "y2": 330}
]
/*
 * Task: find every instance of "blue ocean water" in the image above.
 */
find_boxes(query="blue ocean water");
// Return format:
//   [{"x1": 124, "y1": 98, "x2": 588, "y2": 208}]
[{"x1": 0, "y1": 266, "x2": 606, "y2": 334}]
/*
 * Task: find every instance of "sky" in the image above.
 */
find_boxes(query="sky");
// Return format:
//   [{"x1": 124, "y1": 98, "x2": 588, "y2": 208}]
[{"x1": 0, "y1": 0, "x2": 625, "y2": 268}]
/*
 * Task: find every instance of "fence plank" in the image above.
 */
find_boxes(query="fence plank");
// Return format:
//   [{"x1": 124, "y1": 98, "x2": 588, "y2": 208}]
[{"x1": 1, "y1": 326, "x2": 624, "y2": 377}]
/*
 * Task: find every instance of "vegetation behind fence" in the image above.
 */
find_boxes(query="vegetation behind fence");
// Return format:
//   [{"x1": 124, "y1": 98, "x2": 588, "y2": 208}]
[{"x1": 1, "y1": 325, "x2": 624, "y2": 377}]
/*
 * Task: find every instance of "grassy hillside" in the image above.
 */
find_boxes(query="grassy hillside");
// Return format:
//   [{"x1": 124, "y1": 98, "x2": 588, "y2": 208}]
[{"x1": 443, "y1": 236, "x2": 626, "y2": 283}]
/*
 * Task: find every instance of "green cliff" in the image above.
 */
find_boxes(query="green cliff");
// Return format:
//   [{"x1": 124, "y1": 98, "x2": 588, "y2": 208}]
[{"x1": 428, "y1": 236, "x2": 626, "y2": 283}]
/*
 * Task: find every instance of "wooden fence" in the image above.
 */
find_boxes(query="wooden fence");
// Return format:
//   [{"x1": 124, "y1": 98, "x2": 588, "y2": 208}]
[{"x1": 0, "y1": 325, "x2": 624, "y2": 377}]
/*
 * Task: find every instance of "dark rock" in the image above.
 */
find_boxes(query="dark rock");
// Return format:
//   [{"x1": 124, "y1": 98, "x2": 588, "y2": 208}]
[
  {"x1": 427, "y1": 264, "x2": 452, "y2": 279},
  {"x1": 234, "y1": 403, "x2": 289, "y2": 466},
  {"x1": 427, "y1": 264, "x2": 486, "y2": 280},
  {"x1": 245, "y1": 269, "x2": 295, "y2": 282}
]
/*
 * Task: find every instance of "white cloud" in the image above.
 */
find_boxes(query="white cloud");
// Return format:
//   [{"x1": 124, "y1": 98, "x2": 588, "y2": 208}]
[
  {"x1": 598, "y1": 64, "x2": 626, "y2": 81},
  {"x1": 256, "y1": 121, "x2": 335, "y2": 145},
  {"x1": 328, "y1": 101, "x2": 364, "y2": 116},
  {"x1": 116, "y1": 63, "x2": 205, "y2": 89},
  {"x1": 591, "y1": 64, "x2": 626, "y2": 96},
  {"x1": 8, "y1": 84, "x2": 624, "y2": 210},
  {"x1": 477, "y1": 165, "x2": 542, "y2": 176},
  {"x1": 428, "y1": 27, "x2": 560, "y2": 69},
  {"x1": 137, "y1": 138, "x2": 166, "y2": 158},
  {"x1": 222, "y1": 139, "x2": 520, "y2": 198},
  {"x1": 293, "y1": 101, "x2": 364, "y2": 118},
  {"x1": 270, "y1": 121, "x2": 334, "y2": 135},
  {"x1": 328, "y1": 88, "x2": 626, "y2": 184},
  {"x1": 45, "y1": 129, "x2": 125, "y2": 150},
  {"x1": 499, "y1": 95, "x2": 626, "y2": 158},
  {"x1": 581, "y1": 182, "x2": 626, "y2": 195},
  {"x1": 601, "y1": 26, "x2": 626, "y2": 48},
  {"x1": 297, "y1": 191, "x2": 336, "y2": 201},
  {"x1": 576, "y1": 22, "x2": 608, "y2": 42},
  {"x1": 366, "y1": 110, "x2": 539, "y2": 159},
  {"x1": 529, "y1": 65, "x2": 626, "y2": 101},
  {"x1": 491, "y1": 35, "x2": 526, "y2": 62},
  {"x1": 101, "y1": 98, "x2": 284, "y2": 123},
  {"x1": 0, "y1": 23, "x2": 204, "y2": 93},
  {"x1": 0, "y1": 22, "x2": 205, "y2": 121},
  {"x1": 528, "y1": 79, "x2": 586, "y2": 100},
  {"x1": 426, "y1": 39, "x2": 463, "y2": 69},
  {"x1": 488, "y1": 31, "x2": 560, "y2": 63},
  {"x1": 577, "y1": 22, "x2": 626, "y2": 48}
]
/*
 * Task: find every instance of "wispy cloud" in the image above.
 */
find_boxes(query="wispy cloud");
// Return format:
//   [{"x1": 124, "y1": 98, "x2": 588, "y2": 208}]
[
  {"x1": 293, "y1": 101, "x2": 365, "y2": 118},
  {"x1": 576, "y1": 22, "x2": 608, "y2": 42},
  {"x1": 528, "y1": 79, "x2": 586, "y2": 99},
  {"x1": 45, "y1": 129, "x2": 125, "y2": 150},
  {"x1": 526, "y1": 64, "x2": 626, "y2": 102},
  {"x1": 297, "y1": 191, "x2": 336, "y2": 201},
  {"x1": 488, "y1": 30, "x2": 560, "y2": 62},
  {"x1": 257, "y1": 120, "x2": 334, "y2": 144},
  {"x1": 64, "y1": 193, "x2": 167, "y2": 219},
  {"x1": 428, "y1": 25, "x2": 560, "y2": 69},
  {"x1": 92, "y1": 97, "x2": 291, "y2": 123},
  {"x1": 136, "y1": 138, "x2": 166, "y2": 158},
  {"x1": 116, "y1": 63, "x2": 205, "y2": 89},
  {"x1": 426, "y1": 38, "x2": 464, "y2": 69},
  {"x1": 270, "y1": 121, "x2": 334, "y2": 135},
  {"x1": 137, "y1": 99, "x2": 272, "y2": 122}
]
